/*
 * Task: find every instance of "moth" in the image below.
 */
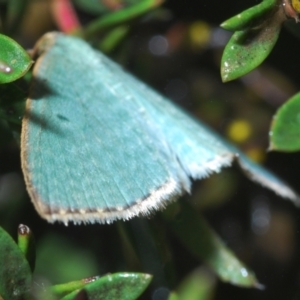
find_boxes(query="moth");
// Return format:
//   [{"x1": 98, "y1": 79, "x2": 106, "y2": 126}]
[{"x1": 21, "y1": 32, "x2": 299, "y2": 224}]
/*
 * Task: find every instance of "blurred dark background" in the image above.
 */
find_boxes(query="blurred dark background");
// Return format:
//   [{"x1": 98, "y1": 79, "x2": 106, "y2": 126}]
[{"x1": 1, "y1": 0, "x2": 300, "y2": 299}]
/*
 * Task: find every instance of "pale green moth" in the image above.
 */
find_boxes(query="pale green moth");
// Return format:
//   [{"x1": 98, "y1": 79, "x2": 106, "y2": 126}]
[{"x1": 21, "y1": 32, "x2": 299, "y2": 225}]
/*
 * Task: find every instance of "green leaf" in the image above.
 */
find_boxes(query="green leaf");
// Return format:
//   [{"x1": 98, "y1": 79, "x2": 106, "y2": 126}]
[
  {"x1": 0, "y1": 34, "x2": 32, "y2": 83},
  {"x1": 81, "y1": 0, "x2": 164, "y2": 38},
  {"x1": 174, "y1": 268, "x2": 216, "y2": 300},
  {"x1": 99, "y1": 25, "x2": 130, "y2": 53},
  {"x1": 221, "y1": 0, "x2": 277, "y2": 31},
  {"x1": 269, "y1": 92, "x2": 300, "y2": 151},
  {"x1": 220, "y1": 1, "x2": 288, "y2": 83},
  {"x1": 221, "y1": 19, "x2": 281, "y2": 82},
  {"x1": 0, "y1": 226, "x2": 32, "y2": 300},
  {"x1": 60, "y1": 273, "x2": 152, "y2": 300},
  {"x1": 73, "y1": 0, "x2": 140, "y2": 15},
  {"x1": 162, "y1": 202, "x2": 261, "y2": 288}
]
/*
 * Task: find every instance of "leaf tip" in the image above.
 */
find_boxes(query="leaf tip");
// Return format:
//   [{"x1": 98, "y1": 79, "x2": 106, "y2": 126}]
[
  {"x1": 267, "y1": 143, "x2": 275, "y2": 152},
  {"x1": 220, "y1": 21, "x2": 236, "y2": 31},
  {"x1": 142, "y1": 273, "x2": 153, "y2": 282},
  {"x1": 220, "y1": 64, "x2": 233, "y2": 83},
  {"x1": 254, "y1": 282, "x2": 265, "y2": 290},
  {"x1": 220, "y1": 21, "x2": 228, "y2": 30}
]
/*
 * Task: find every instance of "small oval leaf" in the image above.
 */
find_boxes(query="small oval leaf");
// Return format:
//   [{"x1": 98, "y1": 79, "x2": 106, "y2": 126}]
[
  {"x1": 221, "y1": 0, "x2": 277, "y2": 31},
  {"x1": 0, "y1": 226, "x2": 32, "y2": 300},
  {"x1": 0, "y1": 34, "x2": 32, "y2": 84},
  {"x1": 269, "y1": 92, "x2": 300, "y2": 151},
  {"x1": 61, "y1": 273, "x2": 152, "y2": 300},
  {"x1": 221, "y1": 20, "x2": 281, "y2": 82}
]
